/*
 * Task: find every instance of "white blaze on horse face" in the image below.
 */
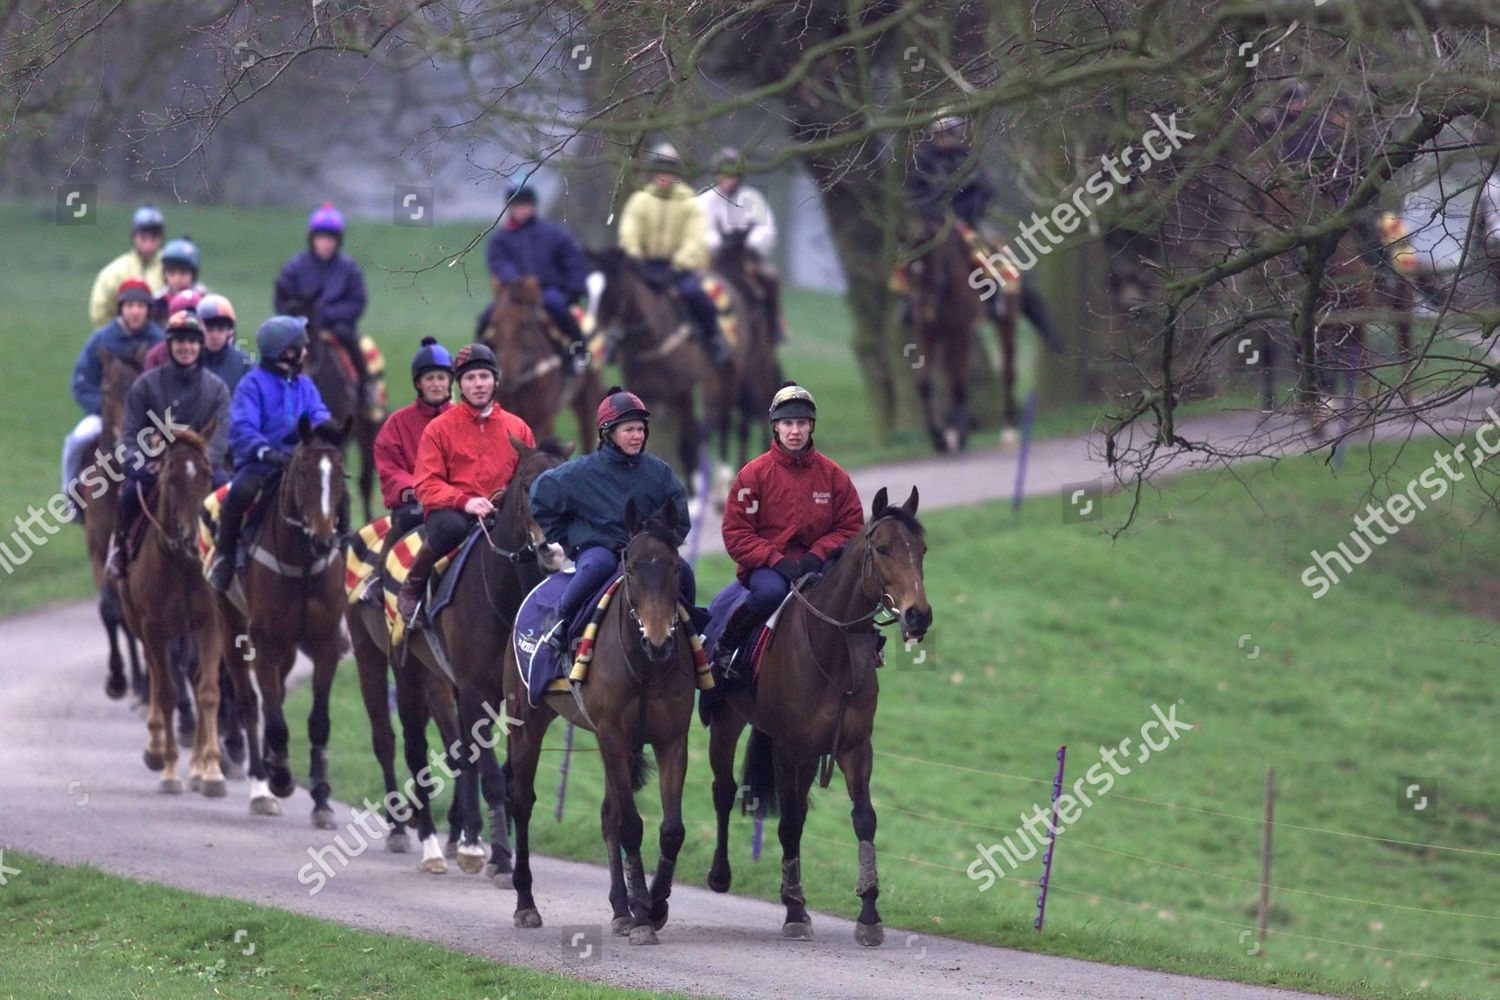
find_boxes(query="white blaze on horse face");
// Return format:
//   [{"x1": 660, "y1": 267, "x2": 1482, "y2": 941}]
[
  {"x1": 184, "y1": 459, "x2": 196, "y2": 481},
  {"x1": 318, "y1": 455, "x2": 332, "y2": 522}
]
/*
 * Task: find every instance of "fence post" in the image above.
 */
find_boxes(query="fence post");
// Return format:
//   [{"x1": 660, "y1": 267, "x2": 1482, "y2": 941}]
[{"x1": 1258, "y1": 767, "x2": 1275, "y2": 951}]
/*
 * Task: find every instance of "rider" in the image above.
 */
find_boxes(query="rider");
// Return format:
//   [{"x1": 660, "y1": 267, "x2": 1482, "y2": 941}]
[
  {"x1": 483, "y1": 185, "x2": 592, "y2": 374},
  {"x1": 529, "y1": 386, "x2": 695, "y2": 657},
  {"x1": 397, "y1": 342, "x2": 536, "y2": 624},
  {"x1": 62, "y1": 278, "x2": 165, "y2": 515},
  {"x1": 618, "y1": 142, "x2": 732, "y2": 365},
  {"x1": 150, "y1": 237, "x2": 205, "y2": 326},
  {"x1": 375, "y1": 337, "x2": 454, "y2": 537},
  {"x1": 88, "y1": 205, "x2": 165, "y2": 330},
  {"x1": 142, "y1": 293, "x2": 255, "y2": 406},
  {"x1": 208, "y1": 315, "x2": 340, "y2": 592},
  {"x1": 697, "y1": 147, "x2": 785, "y2": 343},
  {"x1": 713, "y1": 382, "x2": 863, "y2": 679},
  {"x1": 273, "y1": 202, "x2": 376, "y2": 414},
  {"x1": 105, "y1": 311, "x2": 232, "y2": 578}
]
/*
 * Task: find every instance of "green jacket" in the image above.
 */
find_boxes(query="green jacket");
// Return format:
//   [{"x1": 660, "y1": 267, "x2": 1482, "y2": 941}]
[
  {"x1": 618, "y1": 182, "x2": 707, "y2": 271},
  {"x1": 89, "y1": 249, "x2": 164, "y2": 330}
]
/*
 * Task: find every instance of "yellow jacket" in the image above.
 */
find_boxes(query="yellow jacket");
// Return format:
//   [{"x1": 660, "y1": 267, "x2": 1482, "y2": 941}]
[
  {"x1": 618, "y1": 182, "x2": 707, "y2": 271},
  {"x1": 89, "y1": 249, "x2": 164, "y2": 330}
]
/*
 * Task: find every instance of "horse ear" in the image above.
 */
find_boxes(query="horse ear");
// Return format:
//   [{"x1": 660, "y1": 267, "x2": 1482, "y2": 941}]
[
  {"x1": 298, "y1": 414, "x2": 314, "y2": 442},
  {"x1": 871, "y1": 487, "x2": 889, "y2": 519},
  {"x1": 508, "y1": 432, "x2": 530, "y2": 456},
  {"x1": 200, "y1": 416, "x2": 218, "y2": 445},
  {"x1": 901, "y1": 486, "x2": 919, "y2": 516},
  {"x1": 624, "y1": 497, "x2": 642, "y2": 535},
  {"x1": 657, "y1": 498, "x2": 678, "y2": 530},
  {"x1": 563, "y1": 439, "x2": 577, "y2": 457}
]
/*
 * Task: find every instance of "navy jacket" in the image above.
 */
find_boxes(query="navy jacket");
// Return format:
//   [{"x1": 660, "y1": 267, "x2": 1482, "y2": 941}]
[
  {"x1": 273, "y1": 249, "x2": 367, "y2": 331},
  {"x1": 909, "y1": 142, "x2": 995, "y2": 227},
  {"x1": 71, "y1": 318, "x2": 165, "y2": 414},
  {"x1": 529, "y1": 442, "x2": 690, "y2": 558},
  {"x1": 486, "y1": 216, "x2": 589, "y2": 300},
  {"x1": 121, "y1": 362, "x2": 232, "y2": 472}
]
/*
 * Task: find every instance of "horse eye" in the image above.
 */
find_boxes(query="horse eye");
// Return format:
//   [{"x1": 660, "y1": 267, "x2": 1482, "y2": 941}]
[{"x1": 876, "y1": 545, "x2": 891, "y2": 556}]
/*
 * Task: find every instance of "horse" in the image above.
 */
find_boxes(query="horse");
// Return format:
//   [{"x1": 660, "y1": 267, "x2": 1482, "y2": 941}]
[
  {"x1": 118, "y1": 424, "x2": 227, "y2": 797},
  {"x1": 390, "y1": 436, "x2": 572, "y2": 875},
  {"x1": 479, "y1": 276, "x2": 600, "y2": 452},
  {"x1": 704, "y1": 486, "x2": 931, "y2": 945},
  {"x1": 280, "y1": 294, "x2": 383, "y2": 521},
  {"x1": 590, "y1": 247, "x2": 725, "y2": 486},
  {"x1": 710, "y1": 227, "x2": 784, "y2": 472},
  {"x1": 79, "y1": 347, "x2": 147, "y2": 704},
  {"x1": 214, "y1": 415, "x2": 350, "y2": 824},
  {"x1": 504, "y1": 498, "x2": 697, "y2": 944}
]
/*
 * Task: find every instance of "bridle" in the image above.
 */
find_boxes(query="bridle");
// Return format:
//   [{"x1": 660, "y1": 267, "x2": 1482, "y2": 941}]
[
  {"x1": 617, "y1": 528, "x2": 686, "y2": 672},
  {"x1": 787, "y1": 517, "x2": 904, "y2": 634},
  {"x1": 278, "y1": 441, "x2": 346, "y2": 555},
  {"x1": 139, "y1": 442, "x2": 208, "y2": 559}
]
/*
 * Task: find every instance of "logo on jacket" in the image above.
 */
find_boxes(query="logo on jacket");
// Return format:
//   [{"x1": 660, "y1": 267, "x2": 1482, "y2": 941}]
[{"x1": 812, "y1": 491, "x2": 831, "y2": 504}]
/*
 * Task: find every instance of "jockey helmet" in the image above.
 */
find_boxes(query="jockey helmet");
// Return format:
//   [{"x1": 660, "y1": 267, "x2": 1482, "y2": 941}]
[
  {"x1": 167, "y1": 289, "x2": 205, "y2": 316},
  {"x1": 161, "y1": 236, "x2": 200, "y2": 274},
  {"x1": 411, "y1": 336, "x2": 454, "y2": 383},
  {"x1": 165, "y1": 310, "x2": 205, "y2": 342},
  {"x1": 646, "y1": 142, "x2": 684, "y2": 174},
  {"x1": 115, "y1": 278, "x2": 154, "y2": 308},
  {"x1": 198, "y1": 294, "x2": 236, "y2": 326},
  {"x1": 506, "y1": 185, "x2": 538, "y2": 206},
  {"x1": 597, "y1": 385, "x2": 651, "y2": 437},
  {"x1": 308, "y1": 202, "x2": 345, "y2": 236},
  {"x1": 453, "y1": 342, "x2": 499, "y2": 379},
  {"x1": 712, "y1": 147, "x2": 744, "y2": 176},
  {"x1": 256, "y1": 315, "x2": 310, "y2": 360},
  {"x1": 131, "y1": 205, "x2": 165, "y2": 234},
  {"x1": 768, "y1": 381, "x2": 816, "y2": 423},
  {"x1": 931, "y1": 115, "x2": 965, "y2": 137}
]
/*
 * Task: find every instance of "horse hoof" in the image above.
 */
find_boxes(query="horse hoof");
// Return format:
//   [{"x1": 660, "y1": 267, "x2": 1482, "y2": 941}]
[
  {"x1": 268, "y1": 771, "x2": 295, "y2": 799},
  {"x1": 105, "y1": 676, "x2": 128, "y2": 700},
  {"x1": 312, "y1": 807, "x2": 337, "y2": 830},
  {"x1": 250, "y1": 795, "x2": 281, "y2": 817},
  {"x1": 782, "y1": 921, "x2": 814, "y2": 940},
  {"x1": 159, "y1": 777, "x2": 183, "y2": 795},
  {"x1": 189, "y1": 774, "x2": 203, "y2": 792},
  {"x1": 200, "y1": 778, "x2": 227, "y2": 799},
  {"x1": 611, "y1": 916, "x2": 632, "y2": 936},
  {"x1": 514, "y1": 908, "x2": 543, "y2": 929},
  {"x1": 143, "y1": 749, "x2": 165, "y2": 772},
  {"x1": 650, "y1": 901, "x2": 669, "y2": 931},
  {"x1": 386, "y1": 832, "x2": 410, "y2": 854},
  {"x1": 419, "y1": 856, "x2": 448, "y2": 874},
  {"x1": 456, "y1": 846, "x2": 486, "y2": 875},
  {"x1": 705, "y1": 867, "x2": 731, "y2": 893},
  {"x1": 483, "y1": 856, "x2": 512, "y2": 879},
  {"x1": 629, "y1": 925, "x2": 659, "y2": 946},
  {"x1": 854, "y1": 921, "x2": 885, "y2": 948}
]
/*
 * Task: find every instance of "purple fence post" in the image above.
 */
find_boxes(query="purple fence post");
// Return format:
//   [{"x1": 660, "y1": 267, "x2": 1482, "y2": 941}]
[
  {"x1": 1035, "y1": 744, "x2": 1066, "y2": 931},
  {"x1": 1013, "y1": 389, "x2": 1038, "y2": 514},
  {"x1": 553, "y1": 722, "x2": 575, "y2": 822}
]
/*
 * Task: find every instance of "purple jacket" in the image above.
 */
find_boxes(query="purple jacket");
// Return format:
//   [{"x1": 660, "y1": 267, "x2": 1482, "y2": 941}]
[
  {"x1": 273, "y1": 249, "x2": 367, "y2": 331},
  {"x1": 229, "y1": 365, "x2": 332, "y2": 468}
]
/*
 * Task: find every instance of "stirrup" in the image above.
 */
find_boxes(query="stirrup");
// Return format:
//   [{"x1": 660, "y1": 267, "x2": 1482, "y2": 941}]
[{"x1": 539, "y1": 616, "x2": 566, "y2": 654}]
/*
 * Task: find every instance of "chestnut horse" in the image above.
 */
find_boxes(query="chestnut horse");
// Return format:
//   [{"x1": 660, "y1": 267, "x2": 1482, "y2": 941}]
[{"x1": 705, "y1": 487, "x2": 931, "y2": 945}]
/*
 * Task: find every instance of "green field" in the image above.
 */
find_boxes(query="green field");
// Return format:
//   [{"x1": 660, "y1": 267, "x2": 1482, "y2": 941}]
[{"x1": 0, "y1": 854, "x2": 700, "y2": 1000}]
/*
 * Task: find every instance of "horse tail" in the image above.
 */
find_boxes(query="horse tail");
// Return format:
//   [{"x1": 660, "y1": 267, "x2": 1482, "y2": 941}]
[
  {"x1": 741, "y1": 728, "x2": 778, "y2": 818},
  {"x1": 628, "y1": 745, "x2": 655, "y2": 792}
]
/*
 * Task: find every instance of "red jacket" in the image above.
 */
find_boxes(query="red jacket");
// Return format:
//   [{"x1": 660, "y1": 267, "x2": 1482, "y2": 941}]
[
  {"x1": 374, "y1": 397, "x2": 452, "y2": 508},
  {"x1": 414, "y1": 400, "x2": 535, "y2": 513},
  {"x1": 722, "y1": 440, "x2": 863, "y2": 584}
]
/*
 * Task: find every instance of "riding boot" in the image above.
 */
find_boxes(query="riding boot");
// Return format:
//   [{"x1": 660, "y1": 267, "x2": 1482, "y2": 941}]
[
  {"x1": 209, "y1": 511, "x2": 244, "y2": 592},
  {"x1": 713, "y1": 603, "x2": 759, "y2": 682},
  {"x1": 397, "y1": 542, "x2": 439, "y2": 627}
]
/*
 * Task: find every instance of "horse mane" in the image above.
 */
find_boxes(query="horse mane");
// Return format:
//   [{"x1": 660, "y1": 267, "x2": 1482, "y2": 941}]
[
  {"x1": 533, "y1": 436, "x2": 573, "y2": 460},
  {"x1": 167, "y1": 426, "x2": 208, "y2": 452}
]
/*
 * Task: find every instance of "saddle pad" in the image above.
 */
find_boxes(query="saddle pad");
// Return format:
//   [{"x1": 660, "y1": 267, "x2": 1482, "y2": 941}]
[
  {"x1": 197, "y1": 482, "x2": 274, "y2": 576},
  {"x1": 701, "y1": 274, "x2": 740, "y2": 350},
  {"x1": 380, "y1": 526, "x2": 469, "y2": 645},
  {"x1": 512, "y1": 571, "x2": 621, "y2": 708},
  {"x1": 344, "y1": 516, "x2": 392, "y2": 605}
]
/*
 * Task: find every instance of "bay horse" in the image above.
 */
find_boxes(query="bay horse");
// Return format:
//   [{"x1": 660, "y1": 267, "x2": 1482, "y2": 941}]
[
  {"x1": 480, "y1": 276, "x2": 600, "y2": 452},
  {"x1": 394, "y1": 436, "x2": 571, "y2": 875},
  {"x1": 119, "y1": 424, "x2": 227, "y2": 797},
  {"x1": 705, "y1": 486, "x2": 931, "y2": 945},
  {"x1": 80, "y1": 347, "x2": 147, "y2": 704},
  {"x1": 280, "y1": 295, "x2": 383, "y2": 521},
  {"x1": 590, "y1": 247, "x2": 725, "y2": 486},
  {"x1": 504, "y1": 498, "x2": 696, "y2": 944},
  {"x1": 215, "y1": 415, "x2": 350, "y2": 825},
  {"x1": 710, "y1": 228, "x2": 784, "y2": 473}
]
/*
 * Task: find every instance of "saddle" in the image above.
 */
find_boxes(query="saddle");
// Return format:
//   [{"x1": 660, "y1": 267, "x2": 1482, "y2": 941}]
[
  {"x1": 378, "y1": 521, "x2": 487, "y2": 645},
  {"x1": 197, "y1": 482, "x2": 279, "y2": 578}
]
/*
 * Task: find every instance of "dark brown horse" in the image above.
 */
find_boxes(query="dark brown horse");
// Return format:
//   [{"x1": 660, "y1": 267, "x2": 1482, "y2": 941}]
[
  {"x1": 504, "y1": 498, "x2": 697, "y2": 944},
  {"x1": 215, "y1": 416, "x2": 349, "y2": 825},
  {"x1": 480, "y1": 276, "x2": 600, "y2": 452},
  {"x1": 80, "y1": 347, "x2": 147, "y2": 704},
  {"x1": 395, "y1": 436, "x2": 572, "y2": 875},
  {"x1": 119, "y1": 425, "x2": 227, "y2": 797},
  {"x1": 710, "y1": 228, "x2": 784, "y2": 473},
  {"x1": 705, "y1": 487, "x2": 931, "y2": 945}
]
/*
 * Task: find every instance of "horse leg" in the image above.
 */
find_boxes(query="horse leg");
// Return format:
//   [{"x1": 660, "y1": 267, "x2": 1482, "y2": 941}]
[
  {"x1": 190, "y1": 618, "x2": 226, "y2": 798},
  {"x1": 913, "y1": 331, "x2": 946, "y2": 453},
  {"x1": 306, "y1": 636, "x2": 340, "y2": 830},
  {"x1": 452, "y1": 686, "x2": 489, "y2": 873},
  {"x1": 255, "y1": 639, "x2": 297, "y2": 800},
  {"x1": 705, "y1": 711, "x2": 748, "y2": 893},
  {"x1": 393, "y1": 650, "x2": 445, "y2": 872},
  {"x1": 219, "y1": 666, "x2": 246, "y2": 779},
  {"x1": 350, "y1": 616, "x2": 406, "y2": 851},
  {"x1": 224, "y1": 608, "x2": 278, "y2": 815},
  {"x1": 646, "y1": 731, "x2": 688, "y2": 933},
  {"x1": 508, "y1": 697, "x2": 551, "y2": 928},
  {"x1": 173, "y1": 635, "x2": 196, "y2": 741},
  {"x1": 358, "y1": 421, "x2": 379, "y2": 524},
  {"x1": 1261, "y1": 334, "x2": 1277, "y2": 412},
  {"x1": 102, "y1": 589, "x2": 128, "y2": 700},
  {"x1": 140, "y1": 623, "x2": 182, "y2": 794},
  {"x1": 840, "y1": 740, "x2": 883, "y2": 946},
  {"x1": 472, "y1": 706, "x2": 514, "y2": 878},
  {"x1": 603, "y1": 793, "x2": 629, "y2": 935},
  {"x1": 775, "y1": 753, "x2": 817, "y2": 939}
]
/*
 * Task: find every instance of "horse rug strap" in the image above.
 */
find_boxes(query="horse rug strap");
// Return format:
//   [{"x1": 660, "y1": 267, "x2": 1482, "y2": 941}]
[
  {"x1": 197, "y1": 480, "x2": 277, "y2": 577},
  {"x1": 344, "y1": 515, "x2": 392, "y2": 605},
  {"x1": 701, "y1": 274, "x2": 740, "y2": 350},
  {"x1": 379, "y1": 523, "x2": 476, "y2": 646}
]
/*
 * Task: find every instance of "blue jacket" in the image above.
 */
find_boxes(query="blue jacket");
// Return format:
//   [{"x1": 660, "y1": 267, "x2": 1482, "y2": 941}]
[
  {"x1": 273, "y1": 249, "x2": 367, "y2": 331},
  {"x1": 909, "y1": 142, "x2": 995, "y2": 227},
  {"x1": 229, "y1": 365, "x2": 332, "y2": 468},
  {"x1": 204, "y1": 343, "x2": 256, "y2": 396},
  {"x1": 530, "y1": 442, "x2": 690, "y2": 558},
  {"x1": 71, "y1": 318, "x2": 165, "y2": 414},
  {"x1": 486, "y1": 216, "x2": 590, "y2": 301}
]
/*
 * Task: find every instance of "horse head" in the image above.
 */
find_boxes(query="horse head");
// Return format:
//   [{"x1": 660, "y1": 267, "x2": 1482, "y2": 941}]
[
  {"x1": 155, "y1": 421, "x2": 216, "y2": 555},
  {"x1": 621, "y1": 496, "x2": 682, "y2": 662},
  {"x1": 501, "y1": 434, "x2": 574, "y2": 571},
  {"x1": 98, "y1": 346, "x2": 145, "y2": 445},
  {"x1": 862, "y1": 487, "x2": 932, "y2": 643},
  {"x1": 284, "y1": 414, "x2": 351, "y2": 550}
]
